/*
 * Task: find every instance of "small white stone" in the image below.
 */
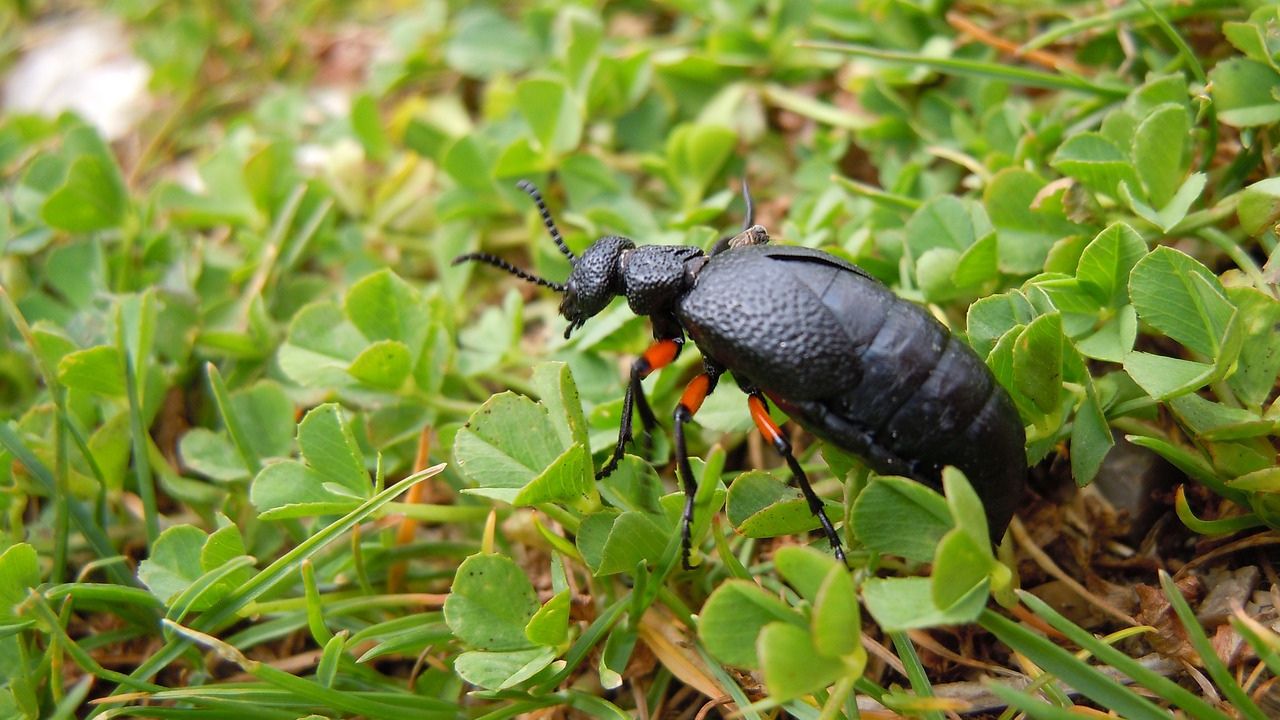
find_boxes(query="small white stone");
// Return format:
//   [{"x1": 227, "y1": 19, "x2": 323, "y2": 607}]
[{"x1": 3, "y1": 15, "x2": 152, "y2": 141}]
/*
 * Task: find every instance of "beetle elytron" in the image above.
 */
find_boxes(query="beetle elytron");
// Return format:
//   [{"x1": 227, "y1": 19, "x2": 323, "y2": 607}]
[{"x1": 455, "y1": 180, "x2": 1026, "y2": 566}]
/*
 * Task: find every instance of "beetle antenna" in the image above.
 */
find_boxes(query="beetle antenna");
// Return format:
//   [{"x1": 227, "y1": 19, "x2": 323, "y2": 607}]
[
  {"x1": 516, "y1": 180, "x2": 576, "y2": 263},
  {"x1": 452, "y1": 253, "x2": 566, "y2": 292},
  {"x1": 741, "y1": 177, "x2": 755, "y2": 231}
]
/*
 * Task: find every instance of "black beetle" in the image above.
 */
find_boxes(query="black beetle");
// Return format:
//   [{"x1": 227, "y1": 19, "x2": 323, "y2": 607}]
[{"x1": 455, "y1": 180, "x2": 1026, "y2": 566}]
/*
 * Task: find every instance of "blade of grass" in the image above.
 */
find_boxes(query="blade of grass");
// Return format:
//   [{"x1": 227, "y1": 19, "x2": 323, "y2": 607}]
[
  {"x1": 30, "y1": 593, "x2": 165, "y2": 693},
  {"x1": 832, "y1": 175, "x2": 923, "y2": 211},
  {"x1": 117, "y1": 302, "x2": 159, "y2": 545},
  {"x1": 1174, "y1": 486, "x2": 1263, "y2": 535},
  {"x1": 301, "y1": 560, "x2": 334, "y2": 645},
  {"x1": 45, "y1": 583, "x2": 164, "y2": 610},
  {"x1": 798, "y1": 41, "x2": 1128, "y2": 99},
  {"x1": 1016, "y1": 590, "x2": 1224, "y2": 717},
  {"x1": 1232, "y1": 609, "x2": 1280, "y2": 676},
  {"x1": 985, "y1": 682, "x2": 1098, "y2": 720},
  {"x1": 1158, "y1": 570, "x2": 1267, "y2": 720},
  {"x1": 170, "y1": 620, "x2": 460, "y2": 717},
  {"x1": 0, "y1": 424, "x2": 136, "y2": 589},
  {"x1": 1021, "y1": 0, "x2": 1239, "y2": 52},
  {"x1": 90, "y1": 465, "x2": 444, "y2": 716},
  {"x1": 979, "y1": 609, "x2": 1170, "y2": 720},
  {"x1": 889, "y1": 631, "x2": 944, "y2": 720},
  {"x1": 206, "y1": 363, "x2": 261, "y2": 475},
  {"x1": 0, "y1": 286, "x2": 73, "y2": 583}
]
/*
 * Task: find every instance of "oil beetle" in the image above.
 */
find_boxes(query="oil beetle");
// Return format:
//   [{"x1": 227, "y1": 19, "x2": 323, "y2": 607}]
[{"x1": 455, "y1": 180, "x2": 1026, "y2": 566}]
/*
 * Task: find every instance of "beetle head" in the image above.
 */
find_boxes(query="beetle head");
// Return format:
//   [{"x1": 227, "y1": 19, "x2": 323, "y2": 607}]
[{"x1": 560, "y1": 235, "x2": 633, "y2": 337}]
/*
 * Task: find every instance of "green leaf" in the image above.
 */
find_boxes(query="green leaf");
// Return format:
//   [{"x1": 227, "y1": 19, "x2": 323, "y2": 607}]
[
  {"x1": 1123, "y1": 352, "x2": 1215, "y2": 400},
  {"x1": 1076, "y1": 223, "x2": 1147, "y2": 307},
  {"x1": 344, "y1": 269, "x2": 429, "y2": 350},
  {"x1": 1210, "y1": 58, "x2": 1280, "y2": 127},
  {"x1": 44, "y1": 239, "x2": 106, "y2": 308},
  {"x1": 441, "y1": 135, "x2": 496, "y2": 193},
  {"x1": 444, "y1": 554, "x2": 540, "y2": 651},
  {"x1": 698, "y1": 579, "x2": 804, "y2": 669},
  {"x1": 454, "y1": 392, "x2": 566, "y2": 490},
  {"x1": 494, "y1": 136, "x2": 547, "y2": 178},
  {"x1": 905, "y1": 195, "x2": 984, "y2": 256},
  {"x1": 41, "y1": 155, "x2": 127, "y2": 231},
  {"x1": 726, "y1": 470, "x2": 825, "y2": 537},
  {"x1": 297, "y1": 404, "x2": 369, "y2": 498},
  {"x1": 1129, "y1": 246, "x2": 1235, "y2": 358},
  {"x1": 984, "y1": 169, "x2": 1080, "y2": 274},
  {"x1": 916, "y1": 248, "x2": 963, "y2": 302},
  {"x1": 811, "y1": 566, "x2": 862, "y2": 659},
  {"x1": 850, "y1": 476, "x2": 952, "y2": 563},
  {"x1": 1050, "y1": 132, "x2": 1140, "y2": 198},
  {"x1": 517, "y1": 79, "x2": 583, "y2": 156},
  {"x1": 774, "y1": 545, "x2": 840, "y2": 605},
  {"x1": 1226, "y1": 287, "x2": 1280, "y2": 408},
  {"x1": 1132, "y1": 104, "x2": 1189, "y2": 208},
  {"x1": 863, "y1": 576, "x2": 988, "y2": 632},
  {"x1": 1013, "y1": 313, "x2": 1064, "y2": 415},
  {"x1": 229, "y1": 381, "x2": 295, "y2": 460},
  {"x1": 531, "y1": 362, "x2": 591, "y2": 453},
  {"x1": 443, "y1": 6, "x2": 536, "y2": 78},
  {"x1": 664, "y1": 123, "x2": 736, "y2": 209},
  {"x1": 759, "y1": 622, "x2": 845, "y2": 701},
  {"x1": 967, "y1": 291, "x2": 1036, "y2": 357},
  {"x1": 278, "y1": 302, "x2": 367, "y2": 388},
  {"x1": 598, "y1": 626, "x2": 637, "y2": 691},
  {"x1": 931, "y1": 527, "x2": 992, "y2": 610},
  {"x1": 57, "y1": 346, "x2": 125, "y2": 396},
  {"x1": 1121, "y1": 173, "x2": 1206, "y2": 232},
  {"x1": 454, "y1": 648, "x2": 557, "y2": 691},
  {"x1": 0, "y1": 544, "x2": 39, "y2": 622},
  {"x1": 1071, "y1": 386, "x2": 1114, "y2": 486},
  {"x1": 512, "y1": 443, "x2": 594, "y2": 507},
  {"x1": 525, "y1": 589, "x2": 570, "y2": 647},
  {"x1": 1168, "y1": 394, "x2": 1272, "y2": 441},
  {"x1": 1074, "y1": 305, "x2": 1138, "y2": 363},
  {"x1": 137, "y1": 525, "x2": 208, "y2": 605},
  {"x1": 1238, "y1": 177, "x2": 1280, "y2": 235},
  {"x1": 575, "y1": 510, "x2": 669, "y2": 575},
  {"x1": 249, "y1": 461, "x2": 358, "y2": 518},
  {"x1": 155, "y1": 145, "x2": 262, "y2": 228},
  {"x1": 951, "y1": 231, "x2": 999, "y2": 288},
  {"x1": 1223, "y1": 20, "x2": 1278, "y2": 68},
  {"x1": 351, "y1": 93, "x2": 389, "y2": 162},
  {"x1": 178, "y1": 428, "x2": 248, "y2": 482},
  {"x1": 347, "y1": 339, "x2": 412, "y2": 390},
  {"x1": 941, "y1": 467, "x2": 990, "y2": 547}
]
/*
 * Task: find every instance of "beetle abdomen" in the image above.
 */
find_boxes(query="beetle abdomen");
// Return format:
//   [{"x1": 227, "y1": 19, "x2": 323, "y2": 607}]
[{"x1": 680, "y1": 244, "x2": 1025, "y2": 539}]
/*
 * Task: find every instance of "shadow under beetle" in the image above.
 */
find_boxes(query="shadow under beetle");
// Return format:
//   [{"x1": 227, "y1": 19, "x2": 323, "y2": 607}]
[{"x1": 455, "y1": 180, "x2": 1026, "y2": 567}]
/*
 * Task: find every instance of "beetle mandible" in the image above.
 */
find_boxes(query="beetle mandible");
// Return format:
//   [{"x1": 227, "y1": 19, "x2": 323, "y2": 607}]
[{"x1": 454, "y1": 180, "x2": 1027, "y2": 566}]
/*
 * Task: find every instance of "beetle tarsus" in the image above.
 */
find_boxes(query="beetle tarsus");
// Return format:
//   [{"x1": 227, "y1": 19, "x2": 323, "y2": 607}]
[{"x1": 673, "y1": 404, "x2": 698, "y2": 569}]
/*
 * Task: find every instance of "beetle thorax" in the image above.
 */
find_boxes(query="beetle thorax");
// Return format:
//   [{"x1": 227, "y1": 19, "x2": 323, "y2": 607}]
[{"x1": 619, "y1": 245, "x2": 704, "y2": 316}]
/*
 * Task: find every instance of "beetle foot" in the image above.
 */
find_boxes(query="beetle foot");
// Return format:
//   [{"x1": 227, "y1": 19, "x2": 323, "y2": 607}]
[
  {"x1": 595, "y1": 456, "x2": 621, "y2": 481},
  {"x1": 830, "y1": 536, "x2": 849, "y2": 566}
]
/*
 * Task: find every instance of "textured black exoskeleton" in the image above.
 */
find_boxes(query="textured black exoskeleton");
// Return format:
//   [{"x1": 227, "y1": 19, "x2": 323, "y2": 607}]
[{"x1": 455, "y1": 180, "x2": 1026, "y2": 566}]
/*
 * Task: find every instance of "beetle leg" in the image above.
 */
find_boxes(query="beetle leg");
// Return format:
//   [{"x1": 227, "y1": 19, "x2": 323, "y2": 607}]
[
  {"x1": 747, "y1": 393, "x2": 848, "y2": 564},
  {"x1": 673, "y1": 364, "x2": 723, "y2": 569},
  {"x1": 596, "y1": 338, "x2": 682, "y2": 480}
]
